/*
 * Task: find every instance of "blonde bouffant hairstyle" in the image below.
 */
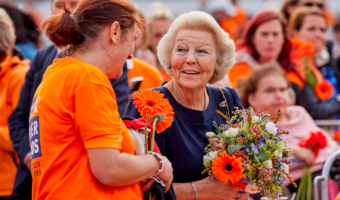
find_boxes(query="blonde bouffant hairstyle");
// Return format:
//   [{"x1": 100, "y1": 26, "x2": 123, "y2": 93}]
[
  {"x1": 0, "y1": 8, "x2": 16, "y2": 60},
  {"x1": 157, "y1": 11, "x2": 236, "y2": 84}
]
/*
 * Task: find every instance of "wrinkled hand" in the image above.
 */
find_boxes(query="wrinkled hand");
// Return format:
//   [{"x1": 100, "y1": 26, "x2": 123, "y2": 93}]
[
  {"x1": 143, "y1": 155, "x2": 173, "y2": 193},
  {"x1": 24, "y1": 152, "x2": 32, "y2": 171},
  {"x1": 195, "y1": 176, "x2": 249, "y2": 200}
]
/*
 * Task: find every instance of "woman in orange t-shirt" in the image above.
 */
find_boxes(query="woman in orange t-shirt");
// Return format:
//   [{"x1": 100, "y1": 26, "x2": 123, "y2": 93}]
[
  {"x1": 31, "y1": 1, "x2": 173, "y2": 199},
  {"x1": 0, "y1": 9, "x2": 29, "y2": 197},
  {"x1": 228, "y1": 10, "x2": 304, "y2": 90}
]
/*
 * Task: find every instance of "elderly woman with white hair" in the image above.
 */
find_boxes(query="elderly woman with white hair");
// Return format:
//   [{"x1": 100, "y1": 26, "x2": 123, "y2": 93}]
[{"x1": 125, "y1": 11, "x2": 248, "y2": 200}]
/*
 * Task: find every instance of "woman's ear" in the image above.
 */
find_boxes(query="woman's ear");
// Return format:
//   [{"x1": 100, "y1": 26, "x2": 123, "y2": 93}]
[
  {"x1": 248, "y1": 93, "x2": 256, "y2": 108},
  {"x1": 109, "y1": 21, "x2": 121, "y2": 45}
]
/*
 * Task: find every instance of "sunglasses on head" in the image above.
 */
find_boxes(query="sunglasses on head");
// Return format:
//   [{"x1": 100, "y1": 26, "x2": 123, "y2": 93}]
[{"x1": 303, "y1": 2, "x2": 324, "y2": 8}]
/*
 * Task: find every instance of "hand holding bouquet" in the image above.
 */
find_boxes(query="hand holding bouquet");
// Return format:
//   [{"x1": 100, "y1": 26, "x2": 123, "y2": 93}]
[
  {"x1": 295, "y1": 131, "x2": 327, "y2": 200},
  {"x1": 202, "y1": 108, "x2": 296, "y2": 199}
]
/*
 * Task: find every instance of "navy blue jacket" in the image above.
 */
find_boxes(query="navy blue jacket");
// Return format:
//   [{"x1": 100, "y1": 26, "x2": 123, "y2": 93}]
[{"x1": 8, "y1": 45, "x2": 129, "y2": 195}]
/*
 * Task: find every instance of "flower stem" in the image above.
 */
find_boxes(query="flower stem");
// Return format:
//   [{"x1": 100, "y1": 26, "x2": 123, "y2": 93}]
[
  {"x1": 296, "y1": 166, "x2": 307, "y2": 200},
  {"x1": 301, "y1": 167, "x2": 308, "y2": 200},
  {"x1": 150, "y1": 118, "x2": 158, "y2": 152},
  {"x1": 306, "y1": 166, "x2": 312, "y2": 200},
  {"x1": 145, "y1": 115, "x2": 150, "y2": 154}
]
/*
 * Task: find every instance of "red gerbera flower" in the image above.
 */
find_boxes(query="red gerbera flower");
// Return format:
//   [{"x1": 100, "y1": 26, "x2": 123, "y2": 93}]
[{"x1": 299, "y1": 131, "x2": 327, "y2": 159}]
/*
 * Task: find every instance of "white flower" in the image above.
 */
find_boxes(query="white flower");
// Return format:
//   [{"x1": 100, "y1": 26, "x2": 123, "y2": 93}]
[
  {"x1": 203, "y1": 151, "x2": 219, "y2": 167},
  {"x1": 281, "y1": 163, "x2": 289, "y2": 174},
  {"x1": 203, "y1": 155, "x2": 212, "y2": 167},
  {"x1": 208, "y1": 151, "x2": 218, "y2": 160},
  {"x1": 223, "y1": 127, "x2": 239, "y2": 137},
  {"x1": 273, "y1": 149, "x2": 283, "y2": 158},
  {"x1": 206, "y1": 132, "x2": 216, "y2": 138},
  {"x1": 263, "y1": 160, "x2": 273, "y2": 169},
  {"x1": 265, "y1": 122, "x2": 277, "y2": 135},
  {"x1": 277, "y1": 141, "x2": 286, "y2": 150},
  {"x1": 251, "y1": 116, "x2": 259, "y2": 123},
  {"x1": 245, "y1": 184, "x2": 261, "y2": 194}
]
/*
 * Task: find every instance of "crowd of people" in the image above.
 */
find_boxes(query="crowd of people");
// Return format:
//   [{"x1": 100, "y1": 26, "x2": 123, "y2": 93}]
[{"x1": 1, "y1": 0, "x2": 340, "y2": 199}]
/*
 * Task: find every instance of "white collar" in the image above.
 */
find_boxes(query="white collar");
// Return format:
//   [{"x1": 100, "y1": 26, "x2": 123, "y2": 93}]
[{"x1": 126, "y1": 59, "x2": 134, "y2": 69}]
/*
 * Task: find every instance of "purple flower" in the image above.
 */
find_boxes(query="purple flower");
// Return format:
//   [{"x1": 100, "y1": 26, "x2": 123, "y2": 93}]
[
  {"x1": 240, "y1": 130, "x2": 245, "y2": 137},
  {"x1": 251, "y1": 143, "x2": 258, "y2": 154},
  {"x1": 242, "y1": 146, "x2": 250, "y2": 152},
  {"x1": 211, "y1": 174, "x2": 216, "y2": 181},
  {"x1": 242, "y1": 178, "x2": 251, "y2": 184}
]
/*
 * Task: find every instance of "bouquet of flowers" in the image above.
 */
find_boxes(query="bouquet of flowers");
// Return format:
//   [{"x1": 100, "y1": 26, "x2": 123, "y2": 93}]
[
  {"x1": 291, "y1": 38, "x2": 334, "y2": 101},
  {"x1": 296, "y1": 131, "x2": 327, "y2": 200},
  {"x1": 202, "y1": 108, "x2": 296, "y2": 199}
]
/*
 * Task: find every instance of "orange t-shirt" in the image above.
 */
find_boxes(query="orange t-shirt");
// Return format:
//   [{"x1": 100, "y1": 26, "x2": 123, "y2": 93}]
[
  {"x1": 128, "y1": 58, "x2": 164, "y2": 90},
  {"x1": 30, "y1": 57, "x2": 142, "y2": 200},
  {"x1": 0, "y1": 56, "x2": 29, "y2": 196},
  {"x1": 161, "y1": 69, "x2": 172, "y2": 81},
  {"x1": 219, "y1": 5, "x2": 248, "y2": 40},
  {"x1": 228, "y1": 62, "x2": 304, "y2": 89}
]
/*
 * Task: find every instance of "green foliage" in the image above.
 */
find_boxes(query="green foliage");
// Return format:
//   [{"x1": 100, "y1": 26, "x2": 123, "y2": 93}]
[
  {"x1": 258, "y1": 150, "x2": 267, "y2": 162},
  {"x1": 227, "y1": 143, "x2": 243, "y2": 155}
]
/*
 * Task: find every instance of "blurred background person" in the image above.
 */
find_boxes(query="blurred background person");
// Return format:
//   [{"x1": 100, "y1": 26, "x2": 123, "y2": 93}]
[
  {"x1": 239, "y1": 64, "x2": 340, "y2": 199},
  {"x1": 142, "y1": 1, "x2": 174, "y2": 81},
  {"x1": 228, "y1": 10, "x2": 302, "y2": 93},
  {"x1": 22, "y1": 0, "x2": 43, "y2": 25},
  {"x1": 333, "y1": 21, "x2": 340, "y2": 59},
  {"x1": 289, "y1": 7, "x2": 340, "y2": 97},
  {"x1": 228, "y1": 10, "x2": 340, "y2": 119},
  {"x1": 0, "y1": 2, "x2": 41, "y2": 61},
  {"x1": 128, "y1": 5, "x2": 163, "y2": 93},
  {"x1": 280, "y1": 0, "x2": 337, "y2": 41},
  {"x1": 210, "y1": 0, "x2": 248, "y2": 40},
  {"x1": 0, "y1": 8, "x2": 29, "y2": 197}
]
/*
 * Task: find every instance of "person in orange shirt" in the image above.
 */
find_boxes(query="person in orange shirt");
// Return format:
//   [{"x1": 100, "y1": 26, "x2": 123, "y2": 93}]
[
  {"x1": 127, "y1": 57, "x2": 164, "y2": 90},
  {"x1": 128, "y1": 22, "x2": 164, "y2": 91},
  {"x1": 0, "y1": 9, "x2": 29, "y2": 197},
  {"x1": 211, "y1": 0, "x2": 248, "y2": 40},
  {"x1": 140, "y1": 2, "x2": 173, "y2": 81},
  {"x1": 32, "y1": 0, "x2": 173, "y2": 199},
  {"x1": 228, "y1": 10, "x2": 304, "y2": 90}
]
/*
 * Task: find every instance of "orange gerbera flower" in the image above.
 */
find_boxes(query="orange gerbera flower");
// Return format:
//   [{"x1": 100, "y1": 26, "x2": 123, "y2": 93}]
[
  {"x1": 212, "y1": 151, "x2": 244, "y2": 184},
  {"x1": 150, "y1": 105, "x2": 174, "y2": 134},
  {"x1": 290, "y1": 38, "x2": 314, "y2": 59},
  {"x1": 133, "y1": 90, "x2": 169, "y2": 118},
  {"x1": 314, "y1": 80, "x2": 333, "y2": 101}
]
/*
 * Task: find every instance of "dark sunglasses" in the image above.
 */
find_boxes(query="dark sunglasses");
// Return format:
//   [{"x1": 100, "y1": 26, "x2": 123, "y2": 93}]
[{"x1": 303, "y1": 2, "x2": 324, "y2": 8}]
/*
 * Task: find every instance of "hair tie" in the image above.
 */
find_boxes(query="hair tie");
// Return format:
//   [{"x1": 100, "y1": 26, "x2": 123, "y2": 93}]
[{"x1": 73, "y1": 13, "x2": 82, "y2": 21}]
